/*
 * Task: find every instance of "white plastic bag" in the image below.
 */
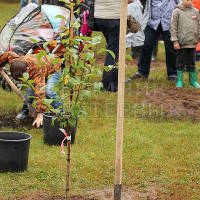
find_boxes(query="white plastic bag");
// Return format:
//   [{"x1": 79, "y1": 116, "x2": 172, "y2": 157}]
[{"x1": 126, "y1": 0, "x2": 151, "y2": 48}]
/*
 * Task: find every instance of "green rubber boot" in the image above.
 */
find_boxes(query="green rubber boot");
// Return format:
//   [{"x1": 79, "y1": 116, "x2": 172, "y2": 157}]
[
  {"x1": 176, "y1": 70, "x2": 183, "y2": 88},
  {"x1": 189, "y1": 71, "x2": 200, "y2": 89}
]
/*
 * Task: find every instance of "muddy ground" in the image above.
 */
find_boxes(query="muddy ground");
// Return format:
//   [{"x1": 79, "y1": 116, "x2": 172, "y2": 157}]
[
  {"x1": 0, "y1": 115, "x2": 33, "y2": 129},
  {"x1": 145, "y1": 88, "x2": 200, "y2": 121},
  {"x1": 7, "y1": 186, "x2": 159, "y2": 200}
]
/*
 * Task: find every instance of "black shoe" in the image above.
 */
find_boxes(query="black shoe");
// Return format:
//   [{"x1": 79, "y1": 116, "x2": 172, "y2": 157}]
[
  {"x1": 168, "y1": 75, "x2": 177, "y2": 81},
  {"x1": 125, "y1": 72, "x2": 148, "y2": 83},
  {"x1": 15, "y1": 110, "x2": 29, "y2": 121}
]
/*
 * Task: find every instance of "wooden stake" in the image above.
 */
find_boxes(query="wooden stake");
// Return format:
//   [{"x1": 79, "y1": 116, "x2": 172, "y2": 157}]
[
  {"x1": 114, "y1": 0, "x2": 128, "y2": 200},
  {"x1": 65, "y1": 1, "x2": 74, "y2": 200}
]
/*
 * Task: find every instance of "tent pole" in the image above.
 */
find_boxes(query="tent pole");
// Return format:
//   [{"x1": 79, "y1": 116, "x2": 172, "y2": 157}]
[{"x1": 114, "y1": 0, "x2": 128, "y2": 200}]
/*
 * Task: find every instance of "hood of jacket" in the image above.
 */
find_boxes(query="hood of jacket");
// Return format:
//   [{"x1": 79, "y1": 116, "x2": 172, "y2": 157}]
[{"x1": 176, "y1": 3, "x2": 194, "y2": 10}]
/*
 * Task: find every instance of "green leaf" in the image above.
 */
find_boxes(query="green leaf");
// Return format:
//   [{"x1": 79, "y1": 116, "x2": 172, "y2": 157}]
[
  {"x1": 59, "y1": 0, "x2": 70, "y2": 4},
  {"x1": 80, "y1": 90, "x2": 91, "y2": 99},
  {"x1": 93, "y1": 82, "x2": 103, "y2": 90},
  {"x1": 23, "y1": 72, "x2": 29, "y2": 82},
  {"x1": 86, "y1": 52, "x2": 94, "y2": 62},
  {"x1": 98, "y1": 48, "x2": 115, "y2": 60},
  {"x1": 91, "y1": 35, "x2": 102, "y2": 45},
  {"x1": 55, "y1": 15, "x2": 67, "y2": 21},
  {"x1": 74, "y1": 21, "x2": 81, "y2": 31},
  {"x1": 68, "y1": 77, "x2": 81, "y2": 87},
  {"x1": 36, "y1": 50, "x2": 47, "y2": 64},
  {"x1": 44, "y1": 98, "x2": 53, "y2": 108},
  {"x1": 104, "y1": 65, "x2": 113, "y2": 72},
  {"x1": 126, "y1": 54, "x2": 133, "y2": 61},
  {"x1": 43, "y1": 41, "x2": 51, "y2": 50},
  {"x1": 30, "y1": 38, "x2": 38, "y2": 44}
]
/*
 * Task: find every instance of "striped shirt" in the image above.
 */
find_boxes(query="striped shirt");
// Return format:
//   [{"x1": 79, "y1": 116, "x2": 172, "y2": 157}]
[{"x1": 94, "y1": 0, "x2": 121, "y2": 19}]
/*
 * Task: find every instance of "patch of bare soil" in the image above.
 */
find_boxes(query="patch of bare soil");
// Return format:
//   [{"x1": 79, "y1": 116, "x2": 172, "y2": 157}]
[
  {"x1": 6, "y1": 187, "x2": 159, "y2": 200},
  {"x1": 88, "y1": 187, "x2": 159, "y2": 200},
  {"x1": 145, "y1": 88, "x2": 200, "y2": 120},
  {"x1": 13, "y1": 195, "x2": 97, "y2": 200},
  {"x1": 0, "y1": 115, "x2": 33, "y2": 129},
  {"x1": 130, "y1": 59, "x2": 165, "y2": 70}
]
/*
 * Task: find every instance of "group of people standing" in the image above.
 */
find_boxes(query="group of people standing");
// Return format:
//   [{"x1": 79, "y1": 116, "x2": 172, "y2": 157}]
[
  {"x1": 96, "y1": 0, "x2": 200, "y2": 91},
  {"x1": 2, "y1": 0, "x2": 199, "y2": 126}
]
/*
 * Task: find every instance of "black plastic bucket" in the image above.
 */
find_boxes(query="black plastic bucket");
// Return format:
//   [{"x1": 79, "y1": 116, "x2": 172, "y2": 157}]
[
  {"x1": 43, "y1": 113, "x2": 77, "y2": 145},
  {"x1": 0, "y1": 131, "x2": 31, "y2": 172}
]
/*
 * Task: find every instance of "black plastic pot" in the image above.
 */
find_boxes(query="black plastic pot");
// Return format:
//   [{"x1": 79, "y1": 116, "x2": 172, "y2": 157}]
[
  {"x1": 43, "y1": 113, "x2": 77, "y2": 145},
  {"x1": 0, "y1": 131, "x2": 31, "y2": 172}
]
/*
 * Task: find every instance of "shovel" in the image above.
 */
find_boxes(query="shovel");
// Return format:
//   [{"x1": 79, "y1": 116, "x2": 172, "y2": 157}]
[{"x1": 0, "y1": 69, "x2": 36, "y2": 118}]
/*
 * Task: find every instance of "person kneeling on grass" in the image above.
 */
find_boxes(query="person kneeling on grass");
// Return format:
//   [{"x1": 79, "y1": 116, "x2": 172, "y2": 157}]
[
  {"x1": 170, "y1": 0, "x2": 200, "y2": 88},
  {"x1": 0, "y1": 51, "x2": 62, "y2": 128}
]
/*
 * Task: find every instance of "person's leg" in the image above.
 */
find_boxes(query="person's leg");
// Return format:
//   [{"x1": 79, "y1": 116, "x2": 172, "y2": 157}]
[
  {"x1": 162, "y1": 29, "x2": 177, "y2": 79},
  {"x1": 32, "y1": 0, "x2": 39, "y2": 4},
  {"x1": 137, "y1": 25, "x2": 159, "y2": 77},
  {"x1": 20, "y1": 0, "x2": 28, "y2": 8},
  {"x1": 176, "y1": 49, "x2": 186, "y2": 88},
  {"x1": 188, "y1": 48, "x2": 200, "y2": 88},
  {"x1": 103, "y1": 20, "x2": 120, "y2": 67},
  {"x1": 131, "y1": 46, "x2": 142, "y2": 58},
  {"x1": 152, "y1": 39, "x2": 159, "y2": 61},
  {"x1": 187, "y1": 48, "x2": 196, "y2": 72},
  {"x1": 95, "y1": 18, "x2": 120, "y2": 91},
  {"x1": 46, "y1": 71, "x2": 62, "y2": 109},
  {"x1": 16, "y1": 87, "x2": 35, "y2": 120}
]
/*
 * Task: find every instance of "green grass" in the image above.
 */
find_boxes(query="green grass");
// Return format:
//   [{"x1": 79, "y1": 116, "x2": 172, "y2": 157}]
[
  {"x1": 1, "y1": 1, "x2": 200, "y2": 200},
  {"x1": 0, "y1": 1, "x2": 19, "y2": 31}
]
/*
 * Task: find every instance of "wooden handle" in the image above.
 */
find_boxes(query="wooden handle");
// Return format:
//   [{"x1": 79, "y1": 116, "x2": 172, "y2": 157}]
[
  {"x1": 0, "y1": 70, "x2": 37, "y2": 118},
  {"x1": 0, "y1": 70, "x2": 25, "y2": 101}
]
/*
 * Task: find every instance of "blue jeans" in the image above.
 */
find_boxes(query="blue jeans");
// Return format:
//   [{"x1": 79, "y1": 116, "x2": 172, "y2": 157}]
[
  {"x1": 138, "y1": 24, "x2": 177, "y2": 77},
  {"x1": 22, "y1": 71, "x2": 62, "y2": 113},
  {"x1": 20, "y1": 0, "x2": 38, "y2": 8}
]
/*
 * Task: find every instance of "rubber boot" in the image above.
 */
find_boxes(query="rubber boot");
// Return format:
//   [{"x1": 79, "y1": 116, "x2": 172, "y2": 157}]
[
  {"x1": 189, "y1": 71, "x2": 200, "y2": 89},
  {"x1": 176, "y1": 70, "x2": 183, "y2": 88}
]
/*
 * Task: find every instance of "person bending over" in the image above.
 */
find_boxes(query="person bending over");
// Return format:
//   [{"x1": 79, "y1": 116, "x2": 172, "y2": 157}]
[{"x1": 0, "y1": 51, "x2": 62, "y2": 127}]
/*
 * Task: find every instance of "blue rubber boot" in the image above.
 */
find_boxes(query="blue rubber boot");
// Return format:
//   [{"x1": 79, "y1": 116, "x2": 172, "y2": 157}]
[
  {"x1": 189, "y1": 71, "x2": 200, "y2": 89},
  {"x1": 176, "y1": 70, "x2": 183, "y2": 88}
]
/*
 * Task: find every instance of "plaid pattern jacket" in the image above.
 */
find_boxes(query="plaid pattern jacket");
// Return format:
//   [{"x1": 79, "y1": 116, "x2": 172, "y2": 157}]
[{"x1": 0, "y1": 51, "x2": 61, "y2": 113}]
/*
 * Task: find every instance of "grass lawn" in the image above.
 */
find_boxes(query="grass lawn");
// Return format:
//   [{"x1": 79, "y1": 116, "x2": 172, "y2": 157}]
[{"x1": 1, "y1": 1, "x2": 200, "y2": 200}]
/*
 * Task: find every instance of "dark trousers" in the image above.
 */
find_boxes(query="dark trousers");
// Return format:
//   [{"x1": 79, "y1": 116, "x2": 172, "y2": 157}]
[
  {"x1": 95, "y1": 18, "x2": 120, "y2": 91},
  {"x1": 138, "y1": 24, "x2": 177, "y2": 77},
  {"x1": 176, "y1": 48, "x2": 196, "y2": 72}
]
